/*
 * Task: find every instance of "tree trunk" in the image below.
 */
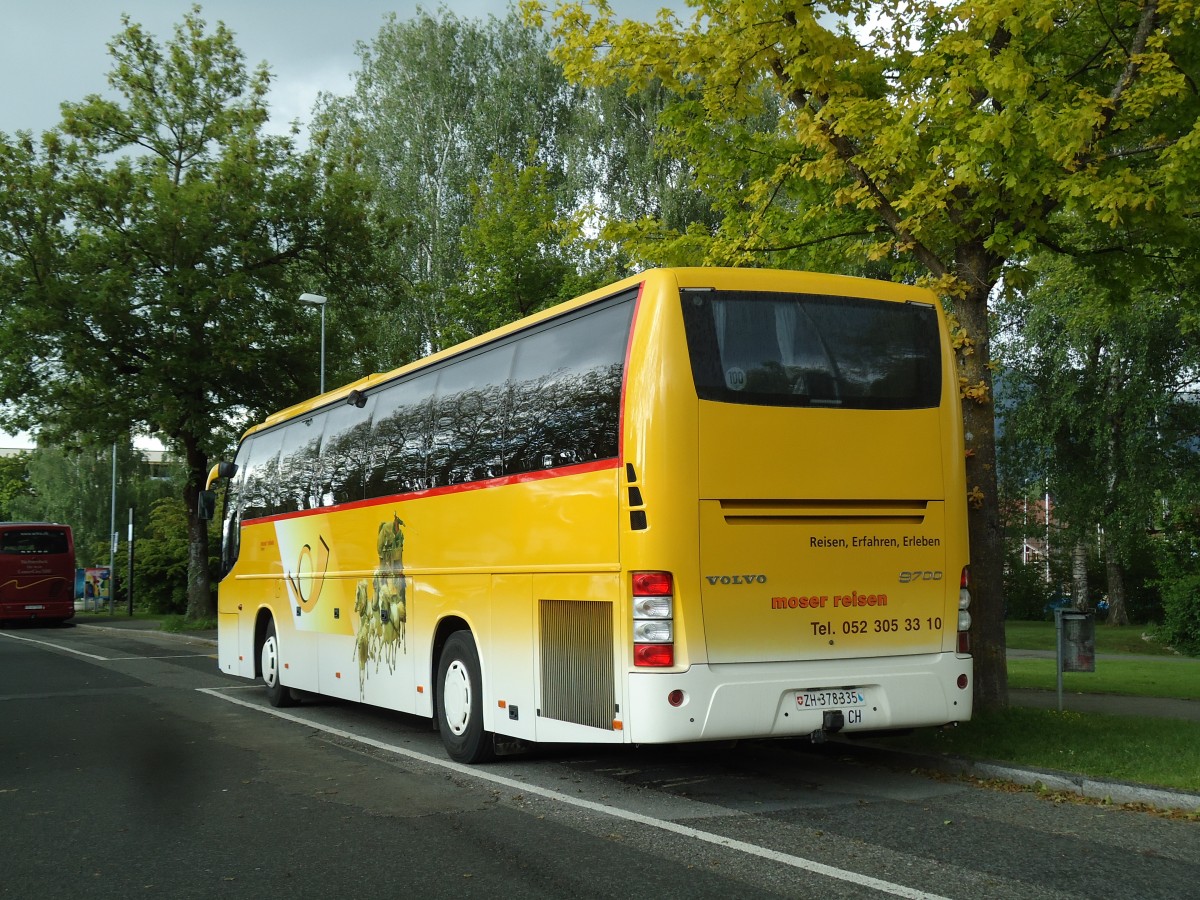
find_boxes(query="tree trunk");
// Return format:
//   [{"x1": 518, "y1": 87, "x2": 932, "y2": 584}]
[
  {"x1": 1104, "y1": 555, "x2": 1130, "y2": 626},
  {"x1": 182, "y1": 434, "x2": 214, "y2": 620},
  {"x1": 954, "y1": 274, "x2": 1008, "y2": 710},
  {"x1": 1071, "y1": 538, "x2": 1089, "y2": 611}
]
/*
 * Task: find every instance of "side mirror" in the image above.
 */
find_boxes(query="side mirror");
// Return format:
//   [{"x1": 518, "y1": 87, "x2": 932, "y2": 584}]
[
  {"x1": 205, "y1": 460, "x2": 239, "y2": 490},
  {"x1": 198, "y1": 490, "x2": 217, "y2": 522}
]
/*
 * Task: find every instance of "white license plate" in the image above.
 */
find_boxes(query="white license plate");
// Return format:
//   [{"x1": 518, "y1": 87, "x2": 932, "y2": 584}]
[
  {"x1": 25, "y1": 604, "x2": 45, "y2": 610},
  {"x1": 796, "y1": 688, "x2": 865, "y2": 709}
]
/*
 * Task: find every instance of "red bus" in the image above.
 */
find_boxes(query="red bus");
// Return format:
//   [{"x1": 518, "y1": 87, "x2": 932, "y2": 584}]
[{"x1": 0, "y1": 523, "x2": 77, "y2": 625}]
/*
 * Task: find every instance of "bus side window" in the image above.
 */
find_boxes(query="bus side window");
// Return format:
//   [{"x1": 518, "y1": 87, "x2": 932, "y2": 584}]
[
  {"x1": 277, "y1": 415, "x2": 325, "y2": 513},
  {"x1": 429, "y1": 343, "x2": 513, "y2": 487},
  {"x1": 506, "y1": 298, "x2": 633, "y2": 474},
  {"x1": 319, "y1": 393, "x2": 376, "y2": 506},
  {"x1": 367, "y1": 373, "x2": 436, "y2": 498},
  {"x1": 239, "y1": 428, "x2": 285, "y2": 521}
]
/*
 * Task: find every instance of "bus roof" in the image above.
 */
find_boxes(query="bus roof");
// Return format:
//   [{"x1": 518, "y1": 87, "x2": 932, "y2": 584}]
[{"x1": 245, "y1": 268, "x2": 938, "y2": 440}]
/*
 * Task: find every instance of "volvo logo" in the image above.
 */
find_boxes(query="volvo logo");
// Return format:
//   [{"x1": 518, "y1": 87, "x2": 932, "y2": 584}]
[{"x1": 705, "y1": 574, "x2": 767, "y2": 585}]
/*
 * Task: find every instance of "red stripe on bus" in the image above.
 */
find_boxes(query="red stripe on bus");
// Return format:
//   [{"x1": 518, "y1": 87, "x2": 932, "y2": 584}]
[{"x1": 243, "y1": 457, "x2": 622, "y2": 525}]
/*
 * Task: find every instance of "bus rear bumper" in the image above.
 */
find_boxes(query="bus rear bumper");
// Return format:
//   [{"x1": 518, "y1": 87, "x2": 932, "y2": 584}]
[{"x1": 625, "y1": 652, "x2": 973, "y2": 744}]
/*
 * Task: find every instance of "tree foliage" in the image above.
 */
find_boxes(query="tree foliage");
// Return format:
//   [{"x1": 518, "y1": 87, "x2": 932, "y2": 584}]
[
  {"x1": 0, "y1": 8, "x2": 369, "y2": 618},
  {"x1": 0, "y1": 453, "x2": 33, "y2": 520},
  {"x1": 997, "y1": 244, "x2": 1200, "y2": 626},
  {"x1": 313, "y1": 8, "x2": 589, "y2": 363},
  {"x1": 528, "y1": 0, "x2": 1200, "y2": 706},
  {"x1": 132, "y1": 496, "x2": 201, "y2": 615},
  {"x1": 448, "y1": 146, "x2": 586, "y2": 342}
]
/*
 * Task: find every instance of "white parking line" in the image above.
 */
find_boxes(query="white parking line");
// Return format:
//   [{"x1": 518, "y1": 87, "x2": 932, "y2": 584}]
[
  {"x1": 198, "y1": 686, "x2": 954, "y2": 900},
  {"x1": 0, "y1": 630, "x2": 109, "y2": 660},
  {"x1": 0, "y1": 631, "x2": 212, "y2": 662}
]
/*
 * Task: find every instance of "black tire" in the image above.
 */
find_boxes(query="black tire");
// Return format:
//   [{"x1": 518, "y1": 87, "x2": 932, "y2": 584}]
[
  {"x1": 261, "y1": 619, "x2": 298, "y2": 708},
  {"x1": 436, "y1": 631, "x2": 494, "y2": 763}
]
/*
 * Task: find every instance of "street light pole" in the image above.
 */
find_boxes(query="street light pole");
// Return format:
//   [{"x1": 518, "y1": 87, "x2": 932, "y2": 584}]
[{"x1": 299, "y1": 293, "x2": 327, "y2": 393}]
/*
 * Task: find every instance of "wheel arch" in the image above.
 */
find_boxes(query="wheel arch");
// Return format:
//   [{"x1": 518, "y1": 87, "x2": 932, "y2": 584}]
[{"x1": 253, "y1": 607, "x2": 275, "y2": 680}]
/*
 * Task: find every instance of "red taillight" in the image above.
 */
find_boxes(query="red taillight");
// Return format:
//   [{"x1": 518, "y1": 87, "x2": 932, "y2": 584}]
[
  {"x1": 956, "y1": 565, "x2": 972, "y2": 654},
  {"x1": 634, "y1": 643, "x2": 674, "y2": 667},
  {"x1": 633, "y1": 571, "x2": 675, "y2": 668},
  {"x1": 633, "y1": 571, "x2": 673, "y2": 596}
]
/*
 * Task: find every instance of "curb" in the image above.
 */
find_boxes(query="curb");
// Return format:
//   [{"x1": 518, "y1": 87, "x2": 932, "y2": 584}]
[
  {"x1": 838, "y1": 739, "x2": 1200, "y2": 813},
  {"x1": 959, "y1": 758, "x2": 1200, "y2": 811}
]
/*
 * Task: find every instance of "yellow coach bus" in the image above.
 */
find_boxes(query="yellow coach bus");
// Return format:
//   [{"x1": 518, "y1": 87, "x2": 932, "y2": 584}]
[{"x1": 205, "y1": 267, "x2": 972, "y2": 762}]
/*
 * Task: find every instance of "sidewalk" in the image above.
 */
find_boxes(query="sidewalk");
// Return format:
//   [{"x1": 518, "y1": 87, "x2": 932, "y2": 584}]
[{"x1": 73, "y1": 613, "x2": 217, "y2": 645}]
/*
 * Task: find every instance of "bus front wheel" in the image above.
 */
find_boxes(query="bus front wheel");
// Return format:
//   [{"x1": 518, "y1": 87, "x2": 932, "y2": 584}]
[
  {"x1": 436, "y1": 631, "x2": 494, "y2": 763},
  {"x1": 261, "y1": 619, "x2": 297, "y2": 708}
]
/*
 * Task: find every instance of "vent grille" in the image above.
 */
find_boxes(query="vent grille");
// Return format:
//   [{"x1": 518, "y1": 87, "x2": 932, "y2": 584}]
[
  {"x1": 719, "y1": 499, "x2": 928, "y2": 526},
  {"x1": 539, "y1": 599, "x2": 614, "y2": 730}
]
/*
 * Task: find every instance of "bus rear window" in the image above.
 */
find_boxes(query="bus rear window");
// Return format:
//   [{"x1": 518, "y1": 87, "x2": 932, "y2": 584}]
[
  {"x1": 680, "y1": 290, "x2": 942, "y2": 409},
  {"x1": 0, "y1": 529, "x2": 70, "y2": 554}
]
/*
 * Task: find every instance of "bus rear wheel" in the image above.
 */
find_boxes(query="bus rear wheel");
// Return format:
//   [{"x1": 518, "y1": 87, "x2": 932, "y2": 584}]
[
  {"x1": 261, "y1": 619, "x2": 297, "y2": 708},
  {"x1": 436, "y1": 631, "x2": 494, "y2": 764}
]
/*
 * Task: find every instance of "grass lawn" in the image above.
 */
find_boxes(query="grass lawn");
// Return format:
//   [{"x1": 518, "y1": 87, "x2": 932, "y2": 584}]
[
  {"x1": 865, "y1": 619, "x2": 1200, "y2": 799},
  {"x1": 73, "y1": 608, "x2": 216, "y2": 632},
  {"x1": 74, "y1": 607, "x2": 161, "y2": 623},
  {"x1": 1005, "y1": 620, "x2": 1181, "y2": 656},
  {"x1": 1004, "y1": 620, "x2": 1200, "y2": 700},
  {"x1": 1007, "y1": 657, "x2": 1200, "y2": 701},
  {"x1": 871, "y1": 707, "x2": 1200, "y2": 795}
]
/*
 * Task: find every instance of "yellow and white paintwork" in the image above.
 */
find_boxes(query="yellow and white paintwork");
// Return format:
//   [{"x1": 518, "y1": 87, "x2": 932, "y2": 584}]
[{"x1": 216, "y1": 268, "x2": 972, "y2": 746}]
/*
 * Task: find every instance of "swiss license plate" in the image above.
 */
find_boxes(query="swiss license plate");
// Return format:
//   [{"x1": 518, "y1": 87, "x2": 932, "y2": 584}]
[
  {"x1": 24, "y1": 604, "x2": 45, "y2": 610},
  {"x1": 796, "y1": 688, "x2": 865, "y2": 709}
]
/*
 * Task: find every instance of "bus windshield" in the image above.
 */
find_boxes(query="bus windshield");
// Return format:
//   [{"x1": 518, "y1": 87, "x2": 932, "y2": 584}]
[
  {"x1": 679, "y1": 289, "x2": 942, "y2": 409},
  {"x1": 0, "y1": 528, "x2": 71, "y2": 555}
]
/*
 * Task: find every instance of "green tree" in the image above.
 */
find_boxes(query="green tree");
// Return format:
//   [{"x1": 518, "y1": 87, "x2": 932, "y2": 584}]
[
  {"x1": 561, "y1": 77, "x2": 731, "y2": 269},
  {"x1": 0, "y1": 8, "x2": 368, "y2": 619},
  {"x1": 131, "y1": 496, "x2": 198, "y2": 615},
  {"x1": 448, "y1": 145, "x2": 605, "y2": 342},
  {"x1": 997, "y1": 250, "x2": 1200, "y2": 626},
  {"x1": 8, "y1": 441, "x2": 178, "y2": 588},
  {"x1": 0, "y1": 453, "x2": 32, "y2": 519},
  {"x1": 313, "y1": 9, "x2": 595, "y2": 362},
  {"x1": 528, "y1": 0, "x2": 1200, "y2": 707}
]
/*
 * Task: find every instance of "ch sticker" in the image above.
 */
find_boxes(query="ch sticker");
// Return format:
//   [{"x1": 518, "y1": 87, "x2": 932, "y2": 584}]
[{"x1": 286, "y1": 535, "x2": 330, "y2": 612}]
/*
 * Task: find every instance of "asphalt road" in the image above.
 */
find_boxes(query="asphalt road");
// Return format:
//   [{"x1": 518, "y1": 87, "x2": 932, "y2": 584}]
[{"x1": 2, "y1": 622, "x2": 1197, "y2": 899}]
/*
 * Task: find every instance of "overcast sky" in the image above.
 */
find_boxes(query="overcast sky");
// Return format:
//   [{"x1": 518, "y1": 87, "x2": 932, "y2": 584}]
[{"x1": 1, "y1": 0, "x2": 686, "y2": 138}]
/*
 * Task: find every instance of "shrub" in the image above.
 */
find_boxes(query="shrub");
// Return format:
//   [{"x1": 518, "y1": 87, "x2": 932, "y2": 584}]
[
  {"x1": 1003, "y1": 554, "x2": 1056, "y2": 620},
  {"x1": 1157, "y1": 570, "x2": 1200, "y2": 655}
]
